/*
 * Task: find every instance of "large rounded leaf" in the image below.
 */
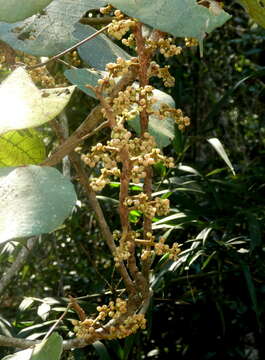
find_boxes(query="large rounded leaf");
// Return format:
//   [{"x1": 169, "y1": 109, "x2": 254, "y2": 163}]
[
  {"x1": 0, "y1": 0, "x2": 53, "y2": 23},
  {"x1": 0, "y1": 129, "x2": 46, "y2": 167},
  {"x1": 74, "y1": 23, "x2": 131, "y2": 71},
  {"x1": 0, "y1": 0, "x2": 107, "y2": 56},
  {"x1": 0, "y1": 165, "x2": 77, "y2": 243},
  {"x1": 0, "y1": 67, "x2": 75, "y2": 134},
  {"x1": 110, "y1": 0, "x2": 231, "y2": 41}
]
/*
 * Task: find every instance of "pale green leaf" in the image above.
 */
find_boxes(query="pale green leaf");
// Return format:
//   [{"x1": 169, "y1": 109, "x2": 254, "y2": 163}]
[
  {"x1": 0, "y1": 165, "x2": 77, "y2": 243},
  {"x1": 0, "y1": 67, "x2": 75, "y2": 134},
  {"x1": 110, "y1": 0, "x2": 231, "y2": 41},
  {"x1": 30, "y1": 333, "x2": 63, "y2": 360},
  {"x1": 64, "y1": 68, "x2": 102, "y2": 99},
  {"x1": 0, "y1": 0, "x2": 107, "y2": 56},
  {"x1": 207, "y1": 137, "x2": 235, "y2": 175},
  {"x1": 0, "y1": 129, "x2": 46, "y2": 167},
  {"x1": 74, "y1": 23, "x2": 131, "y2": 71},
  {"x1": 238, "y1": 0, "x2": 265, "y2": 28},
  {"x1": 0, "y1": 0, "x2": 53, "y2": 23}
]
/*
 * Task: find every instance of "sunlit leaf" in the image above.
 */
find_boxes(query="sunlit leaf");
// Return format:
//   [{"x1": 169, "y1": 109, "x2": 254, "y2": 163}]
[
  {"x1": 2, "y1": 349, "x2": 32, "y2": 360},
  {"x1": 0, "y1": 129, "x2": 46, "y2": 167},
  {"x1": 0, "y1": 68, "x2": 75, "y2": 134},
  {"x1": 0, "y1": 165, "x2": 77, "y2": 243},
  {"x1": 37, "y1": 303, "x2": 51, "y2": 321},
  {"x1": 207, "y1": 137, "x2": 235, "y2": 175}
]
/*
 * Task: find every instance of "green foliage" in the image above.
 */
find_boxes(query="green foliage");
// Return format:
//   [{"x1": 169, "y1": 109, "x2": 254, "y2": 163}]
[
  {"x1": 110, "y1": 0, "x2": 231, "y2": 40},
  {"x1": 74, "y1": 23, "x2": 131, "y2": 71},
  {"x1": 0, "y1": 165, "x2": 77, "y2": 243},
  {"x1": 238, "y1": 0, "x2": 265, "y2": 28},
  {"x1": 0, "y1": 0, "x2": 107, "y2": 56},
  {"x1": 0, "y1": 1, "x2": 265, "y2": 360},
  {"x1": 0, "y1": 0, "x2": 53, "y2": 23},
  {"x1": 0, "y1": 129, "x2": 46, "y2": 167}
]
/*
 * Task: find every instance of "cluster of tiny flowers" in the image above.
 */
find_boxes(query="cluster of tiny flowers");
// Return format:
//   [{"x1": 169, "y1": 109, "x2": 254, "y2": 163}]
[
  {"x1": 107, "y1": 313, "x2": 146, "y2": 339},
  {"x1": 107, "y1": 10, "x2": 135, "y2": 40},
  {"x1": 148, "y1": 62, "x2": 175, "y2": 87},
  {"x1": 105, "y1": 57, "x2": 139, "y2": 78},
  {"x1": 122, "y1": 33, "x2": 136, "y2": 48},
  {"x1": 114, "y1": 240, "x2": 131, "y2": 262},
  {"x1": 154, "y1": 237, "x2": 181, "y2": 260},
  {"x1": 103, "y1": 84, "x2": 155, "y2": 121},
  {"x1": 82, "y1": 124, "x2": 174, "y2": 189},
  {"x1": 159, "y1": 103, "x2": 190, "y2": 130},
  {"x1": 124, "y1": 194, "x2": 170, "y2": 219},
  {"x1": 146, "y1": 37, "x2": 182, "y2": 58},
  {"x1": 73, "y1": 298, "x2": 128, "y2": 340},
  {"x1": 185, "y1": 37, "x2": 198, "y2": 47}
]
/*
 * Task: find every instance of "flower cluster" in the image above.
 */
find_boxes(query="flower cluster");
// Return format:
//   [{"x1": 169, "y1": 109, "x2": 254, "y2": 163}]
[
  {"x1": 154, "y1": 237, "x2": 181, "y2": 260},
  {"x1": 146, "y1": 37, "x2": 182, "y2": 58},
  {"x1": 148, "y1": 62, "x2": 175, "y2": 87},
  {"x1": 108, "y1": 17, "x2": 135, "y2": 40},
  {"x1": 158, "y1": 103, "x2": 190, "y2": 130},
  {"x1": 124, "y1": 193, "x2": 170, "y2": 219},
  {"x1": 73, "y1": 298, "x2": 146, "y2": 340},
  {"x1": 82, "y1": 126, "x2": 174, "y2": 190}
]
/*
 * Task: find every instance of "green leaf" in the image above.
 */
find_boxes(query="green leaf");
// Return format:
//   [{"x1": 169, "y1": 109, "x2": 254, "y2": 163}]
[
  {"x1": 74, "y1": 23, "x2": 131, "y2": 71},
  {"x1": 0, "y1": 165, "x2": 77, "y2": 243},
  {"x1": 110, "y1": 0, "x2": 231, "y2": 41},
  {"x1": 64, "y1": 68, "x2": 102, "y2": 99},
  {"x1": 0, "y1": 0, "x2": 107, "y2": 56},
  {"x1": 0, "y1": 67, "x2": 75, "y2": 134},
  {"x1": 0, "y1": 129, "x2": 46, "y2": 167},
  {"x1": 92, "y1": 341, "x2": 112, "y2": 360},
  {"x1": 207, "y1": 138, "x2": 235, "y2": 176},
  {"x1": 30, "y1": 333, "x2": 63, "y2": 360},
  {"x1": 238, "y1": 0, "x2": 265, "y2": 28},
  {"x1": 0, "y1": 0, "x2": 53, "y2": 23}
]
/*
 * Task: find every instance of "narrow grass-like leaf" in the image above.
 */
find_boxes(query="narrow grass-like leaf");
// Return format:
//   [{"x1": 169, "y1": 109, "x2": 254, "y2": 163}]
[
  {"x1": 207, "y1": 138, "x2": 235, "y2": 175},
  {"x1": 92, "y1": 341, "x2": 112, "y2": 360}
]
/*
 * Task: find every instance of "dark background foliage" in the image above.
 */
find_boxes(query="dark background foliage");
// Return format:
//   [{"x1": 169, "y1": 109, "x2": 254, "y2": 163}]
[{"x1": 1, "y1": 2, "x2": 265, "y2": 359}]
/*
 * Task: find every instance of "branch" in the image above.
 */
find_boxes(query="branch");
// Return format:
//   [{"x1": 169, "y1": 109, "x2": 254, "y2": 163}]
[
  {"x1": 0, "y1": 237, "x2": 36, "y2": 295},
  {"x1": 80, "y1": 16, "x2": 113, "y2": 25},
  {"x1": 0, "y1": 334, "x2": 87, "y2": 350}
]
